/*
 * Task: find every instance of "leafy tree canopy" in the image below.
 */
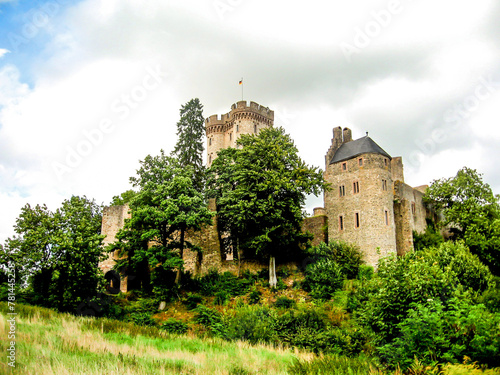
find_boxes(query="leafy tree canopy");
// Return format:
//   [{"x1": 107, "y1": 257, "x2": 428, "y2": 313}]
[
  {"x1": 110, "y1": 189, "x2": 137, "y2": 206},
  {"x1": 424, "y1": 167, "x2": 500, "y2": 273},
  {"x1": 206, "y1": 126, "x2": 327, "y2": 286},
  {"x1": 111, "y1": 150, "x2": 213, "y2": 291},
  {"x1": 1, "y1": 196, "x2": 105, "y2": 312}
]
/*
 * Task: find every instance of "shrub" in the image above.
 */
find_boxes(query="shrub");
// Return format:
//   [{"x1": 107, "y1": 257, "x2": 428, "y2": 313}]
[
  {"x1": 160, "y1": 318, "x2": 188, "y2": 334},
  {"x1": 288, "y1": 354, "x2": 380, "y2": 375},
  {"x1": 413, "y1": 221, "x2": 444, "y2": 252},
  {"x1": 356, "y1": 242, "x2": 495, "y2": 342},
  {"x1": 303, "y1": 258, "x2": 344, "y2": 300},
  {"x1": 378, "y1": 298, "x2": 500, "y2": 370},
  {"x1": 224, "y1": 305, "x2": 277, "y2": 344},
  {"x1": 357, "y1": 264, "x2": 374, "y2": 281},
  {"x1": 183, "y1": 292, "x2": 203, "y2": 310},
  {"x1": 274, "y1": 296, "x2": 296, "y2": 309},
  {"x1": 481, "y1": 278, "x2": 500, "y2": 312},
  {"x1": 193, "y1": 305, "x2": 225, "y2": 337},
  {"x1": 130, "y1": 312, "x2": 157, "y2": 327},
  {"x1": 275, "y1": 278, "x2": 287, "y2": 291},
  {"x1": 198, "y1": 270, "x2": 252, "y2": 297},
  {"x1": 248, "y1": 288, "x2": 262, "y2": 304},
  {"x1": 309, "y1": 241, "x2": 364, "y2": 279},
  {"x1": 214, "y1": 290, "x2": 229, "y2": 305}
]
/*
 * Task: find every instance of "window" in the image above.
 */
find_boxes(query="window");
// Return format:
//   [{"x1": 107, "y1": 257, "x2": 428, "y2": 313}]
[
  {"x1": 236, "y1": 124, "x2": 239, "y2": 132},
  {"x1": 339, "y1": 215, "x2": 344, "y2": 231},
  {"x1": 411, "y1": 202, "x2": 416, "y2": 215},
  {"x1": 339, "y1": 185, "x2": 345, "y2": 197},
  {"x1": 384, "y1": 158, "x2": 388, "y2": 167},
  {"x1": 382, "y1": 179, "x2": 388, "y2": 191},
  {"x1": 209, "y1": 137, "x2": 212, "y2": 146},
  {"x1": 230, "y1": 133, "x2": 232, "y2": 141},
  {"x1": 358, "y1": 158, "x2": 363, "y2": 166},
  {"x1": 355, "y1": 212, "x2": 360, "y2": 228},
  {"x1": 254, "y1": 124, "x2": 257, "y2": 133},
  {"x1": 209, "y1": 154, "x2": 212, "y2": 164},
  {"x1": 385, "y1": 210, "x2": 389, "y2": 226},
  {"x1": 353, "y1": 181, "x2": 360, "y2": 194},
  {"x1": 342, "y1": 162, "x2": 347, "y2": 171}
]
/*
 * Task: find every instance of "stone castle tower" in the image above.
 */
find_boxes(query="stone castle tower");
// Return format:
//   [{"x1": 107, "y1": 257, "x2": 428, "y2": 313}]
[
  {"x1": 324, "y1": 127, "x2": 428, "y2": 267},
  {"x1": 205, "y1": 100, "x2": 274, "y2": 166}
]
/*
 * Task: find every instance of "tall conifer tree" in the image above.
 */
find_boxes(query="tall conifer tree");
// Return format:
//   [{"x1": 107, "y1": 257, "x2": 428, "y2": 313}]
[{"x1": 172, "y1": 98, "x2": 205, "y2": 191}]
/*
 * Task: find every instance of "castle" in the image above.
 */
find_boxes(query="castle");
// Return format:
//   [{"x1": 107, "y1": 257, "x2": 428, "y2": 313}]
[{"x1": 100, "y1": 100, "x2": 430, "y2": 292}]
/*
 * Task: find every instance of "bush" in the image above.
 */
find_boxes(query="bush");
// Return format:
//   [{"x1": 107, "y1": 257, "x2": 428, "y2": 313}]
[
  {"x1": 198, "y1": 270, "x2": 252, "y2": 297},
  {"x1": 288, "y1": 354, "x2": 380, "y2": 375},
  {"x1": 160, "y1": 318, "x2": 188, "y2": 334},
  {"x1": 356, "y1": 242, "x2": 495, "y2": 342},
  {"x1": 248, "y1": 288, "x2": 262, "y2": 304},
  {"x1": 413, "y1": 221, "x2": 444, "y2": 252},
  {"x1": 224, "y1": 305, "x2": 277, "y2": 344},
  {"x1": 214, "y1": 290, "x2": 229, "y2": 305},
  {"x1": 274, "y1": 296, "x2": 296, "y2": 309},
  {"x1": 183, "y1": 292, "x2": 203, "y2": 310},
  {"x1": 130, "y1": 312, "x2": 157, "y2": 327},
  {"x1": 308, "y1": 241, "x2": 364, "y2": 279},
  {"x1": 357, "y1": 264, "x2": 374, "y2": 281},
  {"x1": 303, "y1": 258, "x2": 344, "y2": 300},
  {"x1": 193, "y1": 305, "x2": 225, "y2": 336},
  {"x1": 378, "y1": 298, "x2": 500, "y2": 370}
]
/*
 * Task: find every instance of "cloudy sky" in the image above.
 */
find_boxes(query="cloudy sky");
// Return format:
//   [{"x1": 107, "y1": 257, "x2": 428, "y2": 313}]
[{"x1": 1, "y1": 0, "x2": 500, "y2": 243}]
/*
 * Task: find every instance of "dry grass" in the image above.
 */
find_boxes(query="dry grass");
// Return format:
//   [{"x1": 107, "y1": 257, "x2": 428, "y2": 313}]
[{"x1": 0, "y1": 303, "x2": 311, "y2": 375}]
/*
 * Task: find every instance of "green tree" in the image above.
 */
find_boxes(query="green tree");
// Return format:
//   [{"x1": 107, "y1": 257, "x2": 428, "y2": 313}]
[
  {"x1": 206, "y1": 127, "x2": 326, "y2": 287},
  {"x1": 356, "y1": 241, "x2": 493, "y2": 343},
  {"x1": 424, "y1": 167, "x2": 500, "y2": 273},
  {"x1": 1, "y1": 196, "x2": 105, "y2": 312},
  {"x1": 109, "y1": 189, "x2": 137, "y2": 206},
  {"x1": 172, "y1": 98, "x2": 206, "y2": 191},
  {"x1": 112, "y1": 150, "x2": 213, "y2": 290}
]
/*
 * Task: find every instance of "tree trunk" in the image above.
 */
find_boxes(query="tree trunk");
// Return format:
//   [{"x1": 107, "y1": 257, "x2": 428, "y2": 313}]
[
  {"x1": 236, "y1": 237, "x2": 241, "y2": 278},
  {"x1": 175, "y1": 227, "x2": 185, "y2": 285},
  {"x1": 269, "y1": 256, "x2": 277, "y2": 288}
]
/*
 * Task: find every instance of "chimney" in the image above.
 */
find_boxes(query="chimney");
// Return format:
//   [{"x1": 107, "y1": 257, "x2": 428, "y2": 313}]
[{"x1": 343, "y1": 127, "x2": 352, "y2": 143}]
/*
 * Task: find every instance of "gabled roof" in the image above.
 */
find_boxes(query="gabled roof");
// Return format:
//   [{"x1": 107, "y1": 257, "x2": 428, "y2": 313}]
[{"x1": 330, "y1": 136, "x2": 392, "y2": 164}]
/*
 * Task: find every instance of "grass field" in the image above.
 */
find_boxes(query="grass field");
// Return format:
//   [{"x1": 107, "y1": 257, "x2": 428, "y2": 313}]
[{"x1": 0, "y1": 302, "x2": 312, "y2": 375}]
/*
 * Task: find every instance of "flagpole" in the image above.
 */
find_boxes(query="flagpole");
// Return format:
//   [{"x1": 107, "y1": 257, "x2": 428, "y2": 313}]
[{"x1": 241, "y1": 77, "x2": 243, "y2": 101}]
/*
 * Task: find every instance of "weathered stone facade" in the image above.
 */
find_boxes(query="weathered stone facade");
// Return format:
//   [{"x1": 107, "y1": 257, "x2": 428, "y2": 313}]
[
  {"x1": 99, "y1": 101, "x2": 433, "y2": 287},
  {"x1": 323, "y1": 126, "x2": 430, "y2": 268},
  {"x1": 205, "y1": 101, "x2": 274, "y2": 166},
  {"x1": 100, "y1": 205, "x2": 131, "y2": 293}
]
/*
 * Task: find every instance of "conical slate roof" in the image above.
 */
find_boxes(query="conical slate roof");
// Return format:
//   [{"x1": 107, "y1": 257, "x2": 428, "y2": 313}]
[{"x1": 330, "y1": 136, "x2": 392, "y2": 164}]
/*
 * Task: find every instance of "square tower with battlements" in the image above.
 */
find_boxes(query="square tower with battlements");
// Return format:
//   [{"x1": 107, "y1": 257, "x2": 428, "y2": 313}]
[{"x1": 205, "y1": 101, "x2": 274, "y2": 166}]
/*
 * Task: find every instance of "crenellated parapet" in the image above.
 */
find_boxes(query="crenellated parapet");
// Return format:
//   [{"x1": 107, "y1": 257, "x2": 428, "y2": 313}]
[
  {"x1": 205, "y1": 101, "x2": 274, "y2": 135},
  {"x1": 205, "y1": 101, "x2": 274, "y2": 166}
]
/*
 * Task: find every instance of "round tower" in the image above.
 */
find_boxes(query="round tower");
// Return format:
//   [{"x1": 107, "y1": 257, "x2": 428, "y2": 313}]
[
  {"x1": 324, "y1": 131, "x2": 397, "y2": 268},
  {"x1": 205, "y1": 101, "x2": 274, "y2": 166}
]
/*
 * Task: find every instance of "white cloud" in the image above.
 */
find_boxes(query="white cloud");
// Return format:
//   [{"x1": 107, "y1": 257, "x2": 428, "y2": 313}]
[
  {"x1": 0, "y1": 49, "x2": 10, "y2": 58},
  {"x1": 1, "y1": 0, "x2": 500, "y2": 242}
]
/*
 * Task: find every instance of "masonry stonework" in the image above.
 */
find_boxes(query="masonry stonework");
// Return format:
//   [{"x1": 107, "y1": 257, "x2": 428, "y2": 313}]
[
  {"x1": 100, "y1": 101, "x2": 433, "y2": 283},
  {"x1": 205, "y1": 101, "x2": 274, "y2": 166},
  {"x1": 323, "y1": 126, "x2": 430, "y2": 268}
]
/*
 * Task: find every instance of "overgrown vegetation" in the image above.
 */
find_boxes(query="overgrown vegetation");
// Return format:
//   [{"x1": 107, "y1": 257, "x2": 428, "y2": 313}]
[{"x1": 1, "y1": 107, "x2": 500, "y2": 375}]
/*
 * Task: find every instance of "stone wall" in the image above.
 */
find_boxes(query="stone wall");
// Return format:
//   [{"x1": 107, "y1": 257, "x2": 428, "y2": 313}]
[
  {"x1": 99, "y1": 205, "x2": 131, "y2": 293},
  {"x1": 205, "y1": 101, "x2": 274, "y2": 166},
  {"x1": 325, "y1": 152, "x2": 397, "y2": 268},
  {"x1": 99, "y1": 201, "x2": 328, "y2": 285},
  {"x1": 303, "y1": 213, "x2": 328, "y2": 247},
  {"x1": 394, "y1": 181, "x2": 429, "y2": 255}
]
